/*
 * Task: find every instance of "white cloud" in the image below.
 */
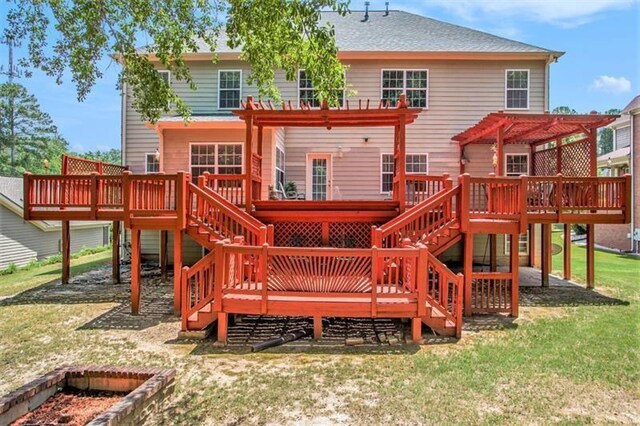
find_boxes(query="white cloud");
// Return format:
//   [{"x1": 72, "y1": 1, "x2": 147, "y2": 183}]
[
  {"x1": 405, "y1": 0, "x2": 637, "y2": 27},
  {"x1": 590, "y1": 75, "x2": 632, "y2": 94}
]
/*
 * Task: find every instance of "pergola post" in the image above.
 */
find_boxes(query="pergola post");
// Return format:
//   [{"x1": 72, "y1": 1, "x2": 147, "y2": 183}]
[
  {"x1": 555, "y1": 137, "x2": 562, "y2": 174},
  {"x1": 245, "y1": 115, "x2": 253, "y2": 212},
  {"x1": 397, "y1": 119, "x2": 407, "y2": 212},
  {"x1": 112, "y1": 221, "x2": 121, "y2": 284},
  {"x1": 61, "y1": 220, "x2": 70, "y2": 284},
  {"x1": 586, "y1": 126, "x2": 597, "y2": 288},
  {"x1": 496, "y1": 124, "x2": 505, "y2": 176}
]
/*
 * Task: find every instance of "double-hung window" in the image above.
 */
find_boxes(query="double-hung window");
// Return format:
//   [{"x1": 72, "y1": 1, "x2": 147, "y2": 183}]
[
  {"x1": 218, "y1": 70, "x2": 242, "y2": 109},
  {"x1": 275, "y1": 147, "x2": 286, "y2": 193},
  {"x1": 190, "y1": 143, "x2": 243, "y2": 179},
  {"x1": 505, "y1": 70, "x2": 529, "y2": 109},
  {"x1": 381, "y1": 70, "x2": 428, "y2": 108},
  {"x1": 298, "y1": 70, "x2": 345, "y2": 107},
  {"x1": 505, "y1": 154, "x2": 529, "y2": 176},
  {"x1": 505, "y1": 232, "x2": 529, "y2": 255},
  {"x1": 380, "y1": 153, "x2": 429, "y2": 193},
  {"x1": 145, "y1": 153, "x2": 160, "y2": 173}
]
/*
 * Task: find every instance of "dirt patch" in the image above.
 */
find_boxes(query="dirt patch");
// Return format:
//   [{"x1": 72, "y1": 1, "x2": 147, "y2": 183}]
[{"x1": 13, "y1": 388, "x2": 125, "y2": 426}]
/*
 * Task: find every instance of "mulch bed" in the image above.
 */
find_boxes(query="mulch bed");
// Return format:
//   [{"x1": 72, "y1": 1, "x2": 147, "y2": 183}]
[{"x1": 13, "y1": 388, "x2": 125, "y2": 425}]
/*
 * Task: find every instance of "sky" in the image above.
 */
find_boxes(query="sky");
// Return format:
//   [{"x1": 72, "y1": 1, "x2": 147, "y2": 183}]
[{"x1": 0, "y1": 0, "x2": 638, "y2": 153}]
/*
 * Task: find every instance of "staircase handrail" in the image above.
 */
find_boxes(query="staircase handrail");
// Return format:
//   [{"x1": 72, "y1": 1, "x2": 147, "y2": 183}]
[
  {"x1": 423, "y1": 249, "x2": 464, "y2": 338},
  {"x1": 181, "y1": 248, "x2": 218, "y2": 331}
]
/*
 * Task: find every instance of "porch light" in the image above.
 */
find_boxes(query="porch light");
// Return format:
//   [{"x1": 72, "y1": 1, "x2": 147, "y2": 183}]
[
  {"x1": 337, "y1": 145, "x2": 344, "y2": 158},
  {"x1": 154, "y1": 149, "x2": 161, "y2": 162},
  {"x1": 363, "y1": 135, "x2": 369, "y2": 143},
  {"x1": 607, "y1": 159, "x2": 612, "y2": 167}
]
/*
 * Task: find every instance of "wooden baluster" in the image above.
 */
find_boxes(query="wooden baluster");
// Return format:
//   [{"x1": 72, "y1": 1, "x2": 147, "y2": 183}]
[
  {"x1": 371, "y1": 247, "x2": 378, "y2": 317},
  {"x1": 260, "y1": 243, "x2": 268, "y2": 314}
]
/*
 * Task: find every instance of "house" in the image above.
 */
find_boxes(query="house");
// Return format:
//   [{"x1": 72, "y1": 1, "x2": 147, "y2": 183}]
[
  {"x1": 22, "y1": 9, "x2": 631, "y2": 343},
  {"x1": 596, "y1": 95, "x2": 639, "y2": 252},
  {"x1": 0, "y1": 176, "x2": 109, "y2": 269}
]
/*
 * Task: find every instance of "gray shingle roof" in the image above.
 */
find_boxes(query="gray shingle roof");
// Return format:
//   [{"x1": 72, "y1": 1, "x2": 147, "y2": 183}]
[
  {"x1": 202, "y1": 10, "x2": 560, "y2": 55},
  {"x1": 0, "y1": 176, "x2": 24, "y2": 208}
]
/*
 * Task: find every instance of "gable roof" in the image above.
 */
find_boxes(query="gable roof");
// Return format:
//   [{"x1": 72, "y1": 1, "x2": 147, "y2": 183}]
[
  {"x1": 622, "y1": 94, "x2": 640, "y2": 114},
  {"x1": 187, "y1": 10, "x2": 562, "y2": 57}
]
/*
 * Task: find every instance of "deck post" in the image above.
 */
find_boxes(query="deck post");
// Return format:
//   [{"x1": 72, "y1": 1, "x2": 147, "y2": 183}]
[
  {"x1": 541, "y1": 223, "x2": 551, "y2": 287},
  {"x1": 496, "y1": 124, "x2": 505, "y2": 176},
  {"x1": 173, "y1": 228, "x2": 183, "y2": 314},
  {"x1": 489, "y1": 234, "x2": 497, "y2": 272},
  {"x1": 510, "y1": 233, "x2": 519, "y2": 317},
  {"x1": 112, "y1": 221, "x2": 121, "y2": 284},
  {"x1": 528, "y1": 223, "x2": 535, "y2": 267},
  {"x1": 412, "y1": 317, "x2": 423, "y2": 343},
  {"x1": 160, "y1": 230, "x2": 168, "y2": 280},
  {"x1": 61, "y1": 220, "x2": 70, "y2": 284},
  {"x1": 586, "y1": 224, "x2": 595, "y2": 288},
  {"x1": 463, "y1": 232, "x2": 473, "y2": 316},
  {"x1": 217, "y1": 312, "x2": 228, "y2": 344},
  {"x1": 130, "y1": 227, "x2": 141, "y2": 315},
  {"x1": 397, "y1": 109, "x2": 406, "y2": 212},
  {"x1": 313, "y1": 316, "x2": 323, "y2": 340},
  {"x1": 563, "y1": 223, "x2": 571, "y2": 280}
]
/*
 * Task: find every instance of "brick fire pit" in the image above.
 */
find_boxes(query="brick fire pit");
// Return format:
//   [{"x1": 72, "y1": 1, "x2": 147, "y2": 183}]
[{"x1": 0, "y1": 366, "x2": 175, "y2": 425}]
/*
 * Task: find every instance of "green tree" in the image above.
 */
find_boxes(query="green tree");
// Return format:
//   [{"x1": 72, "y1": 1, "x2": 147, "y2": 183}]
[
  {"x1": 597, "y1": 108, "x2": 621, "y2": 155},
  {"x1": 0, "y1": 82, "x2": 68, "y2": 175},
  {"x1": 78, "y1": 149, "x2": 122, "y2": 165},
  {"x1": 552, "y1": 106, "x2": 577, "y2": 114},
  {"x1": 5, "y1": 0, "x2": 350, "y2": 123}
]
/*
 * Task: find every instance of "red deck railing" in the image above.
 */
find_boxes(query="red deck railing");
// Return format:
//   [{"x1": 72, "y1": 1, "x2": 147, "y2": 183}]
[
  {"x1": 395, "y1": 174, "x2": 450, "y2": 208},
  {"x1": 202, "y1": 172, "x2": 246, "y2": 207}
]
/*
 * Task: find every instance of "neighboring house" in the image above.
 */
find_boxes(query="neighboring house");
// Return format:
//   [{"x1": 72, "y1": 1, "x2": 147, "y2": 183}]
[
  {"x1": 0, "y1": 176, "x2": 109, "y2": 269},
  {"x1": 122, "y1": 9, "x2": 563, "y2": 265},
  {"x1": 596, "y1": 94, "x2": 639, "y2": 252}
]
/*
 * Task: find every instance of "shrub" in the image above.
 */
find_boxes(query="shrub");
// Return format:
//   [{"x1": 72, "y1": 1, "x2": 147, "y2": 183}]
[
  {"x1": 572, "y1": 224, "x2": 587, "y2": 235},
  {"x1": 0, "y1": 263, "x2": 18, "y2": 276}
]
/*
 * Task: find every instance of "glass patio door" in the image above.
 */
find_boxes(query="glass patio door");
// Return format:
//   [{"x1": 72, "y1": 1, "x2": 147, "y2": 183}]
[{"x1": 306, "y1": 154, "x2": 332, "y2": 200}]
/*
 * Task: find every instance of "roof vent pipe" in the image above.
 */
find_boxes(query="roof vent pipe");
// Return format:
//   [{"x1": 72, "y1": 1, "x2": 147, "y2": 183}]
[
  {"x1": 385, "y1": 2, "x2": 389, "y2": 16},
  {"x1": 363, "y1": 1, "x2": 370, "y2": 22}
]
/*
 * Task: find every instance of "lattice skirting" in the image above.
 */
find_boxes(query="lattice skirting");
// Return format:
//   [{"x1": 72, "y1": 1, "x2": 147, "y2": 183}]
[
  {"x1": 273, "y1": 222, "x2": 323, "y2": 247},
  {"x1": 272, "y1": 221, "x2": 380, "y2": 248}
]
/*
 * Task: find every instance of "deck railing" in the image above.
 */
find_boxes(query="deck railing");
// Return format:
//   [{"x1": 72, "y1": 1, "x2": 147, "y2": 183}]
[
  {"x1": 201, "y1": 172, "x2": 246, "y2": 206},
  {"x1": 123, "y1": 172, "x2": 186, "y2": 228},
  {"x1": 395, "y1": 174, "x2": 450, "y2": 208},
  {"x1": 373, "y1": 176, "x2": 457, "y2": 248},
  {"x1": 181, "y1": 249, "x2": 218, "y2": 330},
  {"x1": 187, "y1": 175, "x2": 270, "y2": 246},
  {"x1": 470, "y1": 272, "x2": 514, "y2": 314},
  {"x1": 424, "y1": 249, "x2": 464, "y2": 337}
]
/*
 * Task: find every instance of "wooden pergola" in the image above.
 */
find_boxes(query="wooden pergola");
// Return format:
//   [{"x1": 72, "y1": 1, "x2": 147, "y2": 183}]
[
  {"x1": 453, "y1": 111, "x2": 619, "y2": 289},
  {"x1": 233, "y1": 95, "x2": 422, "y2": 212}
]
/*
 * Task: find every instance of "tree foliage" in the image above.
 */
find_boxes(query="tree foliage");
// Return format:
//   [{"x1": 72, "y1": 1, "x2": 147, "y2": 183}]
[
  {"x1": 4, "y1": 0, "x2": 350, "y2": 123},
  {"x1": 0, "y1": 82, "x2": 68, "y2": 175},
  {"x1": 77, "y1": 148, "x2": 122, "y2": 165},
  {"x1": 597, "y1": 108, "x2": 621, "y2": 155},
  {"x1": 552, "y1": 106, "x2": 577, "y2": 114}
]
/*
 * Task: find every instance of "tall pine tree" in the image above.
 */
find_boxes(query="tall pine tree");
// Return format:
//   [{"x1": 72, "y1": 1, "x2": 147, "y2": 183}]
[{"x1": 0, "y1": 82, "x2": 68, "y2": 175}]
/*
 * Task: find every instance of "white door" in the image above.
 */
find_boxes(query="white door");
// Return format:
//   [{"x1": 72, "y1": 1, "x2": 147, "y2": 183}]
[{"x1": 306, "y1": 154, "x2": 332, "y2": 200}]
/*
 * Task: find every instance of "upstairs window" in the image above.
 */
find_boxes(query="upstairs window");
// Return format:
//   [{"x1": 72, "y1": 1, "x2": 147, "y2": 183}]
[
  {"x1": 380, "y1": 153, "x2": 429, "y2": 193},
  {"x1": 275, "y1": 147, "x2": 286, "y2": 193},
  {"x1": 505, "y1": 70, "x2": 529, "y2": 109},
  {"x1": 145, "y1": 153, "x2": 160, "y2": 173},
  {"x1": 190, "y1": 143, "x2": 243, "y2": 178},
  {"x1": 505, "y1": 154, "x2": 529, "y2": 176},
  {"x1": 381, "y1": 70, "x2": 428, "y2": 108},
  {"x1": 298, "y1": 70, "x2": 344, "y2": 107},
  {"x1": 218, "y1": 70, "x2": 242, "y2": 109}
]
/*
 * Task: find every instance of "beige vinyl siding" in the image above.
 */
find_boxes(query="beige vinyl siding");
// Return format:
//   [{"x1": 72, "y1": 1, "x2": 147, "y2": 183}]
[{"x1": 0, "y1": 206, "x2": 107, "y2": 268}]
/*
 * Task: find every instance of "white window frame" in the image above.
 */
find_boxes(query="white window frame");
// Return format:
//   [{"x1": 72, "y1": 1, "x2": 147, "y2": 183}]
[
  {"x1": 144, "y1": 153, "x2": 160, "y2": 174},
  {"x1": 274, "y1": 146, "x2": 286, "y2": 193},
  {"x1": 297, "y1": 69, "x2": 345, "y2": 108},
  {"x1": 380, "y1": 69, "x2": 429, "y2": 109},
  {"x1": 380, "y1": 152, "x2": 429, "y2": 194},
  {"x1": 505, "y1": 232, "x2": 529, "y2": 255},
  {"x1": 504, "y1": 153, "x2": 530, "y2": 176},
  {"x1": 217, "y1": 69, "x2": 243, "y2": 110},
  {"x1": 504, "y1": 69, "x2": 530, "y2": 110},
  {"x1": 158, "y1": 70, "x2": 171, "y2": 86},
  {"x1": 188, "y1": 142, "x2": 244, "y2": 178}
]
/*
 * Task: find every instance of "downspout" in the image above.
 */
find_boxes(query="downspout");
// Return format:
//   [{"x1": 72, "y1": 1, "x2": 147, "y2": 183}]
[{"x1": 544, "y1": 54, "x2": 555, "y2": 112}]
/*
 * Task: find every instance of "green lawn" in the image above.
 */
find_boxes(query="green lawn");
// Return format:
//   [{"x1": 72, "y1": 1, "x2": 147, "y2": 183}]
[
  {"x1": 0, "y1": 250, "x2": 112, "y2": 297},
  {"x1": 0, "y1": 242, "x2": 638, "y2": 424}
]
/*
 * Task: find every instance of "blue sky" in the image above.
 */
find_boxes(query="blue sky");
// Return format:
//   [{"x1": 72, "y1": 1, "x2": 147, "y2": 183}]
[{"x1": 1, "y1": 0, "x2": 638, "y2": 153}]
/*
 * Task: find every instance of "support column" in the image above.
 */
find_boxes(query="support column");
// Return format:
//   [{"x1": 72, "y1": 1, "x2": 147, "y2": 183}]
[
  {"x1": 412, "y1": 317, "x2": 423, "y2": 343},
  {"x1": 397, "y1": 120, "x2": 407, "y2": 212},
  {"x1": 130, "y1": 228, "x2": 141, "y2": 315},
  {"x1": 510, "y1": 233, "x2": 519, "y2": 317},
  {"x1": 217, "y1": 312, "x2": 228, "y2": 344},
  {"x1": 112, "y1": 221, "x2": 121, "y2": 284},
  {"x1": 586, "y1": 224, "x2": 595, "y2": 289},
  {"x1": 173, "y1": 229, "x2": 183, "y2": 314},
  {"x1": 496, "y1": 124, "x2": 505, "y2": 176},
  {"x1": 61, "y1": 221, "x2": 70, "y2": 284},
  {"x1": 489, "y1": 234, "x2": 497, "y2": 271},
  {"x1": 463, "y1": 232, "x2": 474, "y2": 316},
  {"x1": 563, "y1": 223, "x2": 571, "y2": 280},
  {"x1": 541, "y1": 224, "x2": 551, "y2": 287},
  {"x1": 160, "y1": 230, "x2": 168, "y2": 280},
  {"x1": 313, "y1": 316, "x2": 323, "y2": 340},
  {"x1": 528, "y1": 223, "x2": 536, "y2": 267}
]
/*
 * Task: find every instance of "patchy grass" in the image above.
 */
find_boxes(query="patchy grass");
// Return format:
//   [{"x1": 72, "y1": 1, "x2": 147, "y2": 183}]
[
  {"x1": 0, "y1": 250, "x2": 112, "y2": 297},
  {"x1": 0, "y1": 244, "x2": 638, "y2": 424}
]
